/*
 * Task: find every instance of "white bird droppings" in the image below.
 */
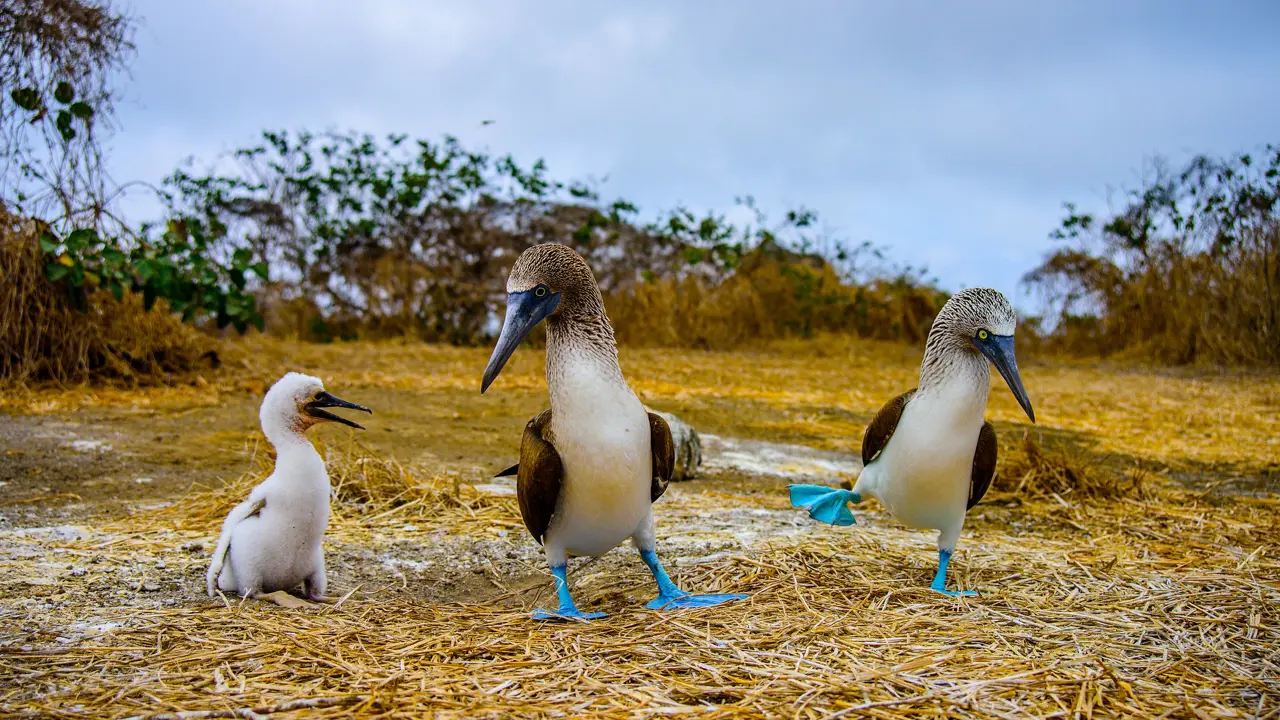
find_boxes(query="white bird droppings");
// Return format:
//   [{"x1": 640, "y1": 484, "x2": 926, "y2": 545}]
[{"x1": 66, "y1": 440, "x2": 111, "y2": 453}]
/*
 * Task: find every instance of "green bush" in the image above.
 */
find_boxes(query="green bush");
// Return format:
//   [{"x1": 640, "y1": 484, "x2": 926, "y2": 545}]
[{"x1": 34, "y1": 220, "x2": 266, "y2": 333}]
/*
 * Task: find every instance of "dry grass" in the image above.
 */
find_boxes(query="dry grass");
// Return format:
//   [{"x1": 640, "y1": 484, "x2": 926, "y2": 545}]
[
  {"x1": 0, "y1": 446, "x2": 1277, "y2": 718},
  {"x1": 1025, "y1": 149, "x2": 1280, "y2": 368},
  {"x1": 155, "y1": 436, "x2": 519, "y2": 537},
  {"x1": 1, "y1": 337, "x2": 1277, "y2": 718},
  {"x1": 0, "y1": 215, "x2": 218, "y2": 386},
  {"x1": 990, "y1": 432, "x2": 1147, "y2": 501},
  {"x1": 4, "y1": 335, "x2": 1278, "y2": 474},
  {"x1": 607, "y1": 261, "x2": 947, "y2": 351}
]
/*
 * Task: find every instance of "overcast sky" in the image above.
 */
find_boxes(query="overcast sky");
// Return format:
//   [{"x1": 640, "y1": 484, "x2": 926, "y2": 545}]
[{"x1": 106, "y1": 1, "x2": 1280, "y2": 310}]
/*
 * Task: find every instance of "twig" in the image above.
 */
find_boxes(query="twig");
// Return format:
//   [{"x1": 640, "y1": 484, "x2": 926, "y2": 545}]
[
  {"x1": 122, "y1": 694, "x2": 367, "y2": 720},
  {"x1": 0, "y1": 493, "x2": 82, "y2": 507},
  {"x1": 819, "y1": 694, "x2": 939, "y2": 719}
]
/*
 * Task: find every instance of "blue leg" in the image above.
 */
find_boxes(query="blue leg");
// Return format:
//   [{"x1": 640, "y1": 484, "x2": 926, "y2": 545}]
[
  {"x1": 640, "y1": 549, "x2": 747, "y2": 610},
  {"x1": 929, "y1": 549, "x2": 977, "y2": 597},
  {"x1": 532, "y1": 564, "x2": 607, "y2": 621},
  {"x1": 788, "y1": 484, "x2": 861, "y2": 526}
]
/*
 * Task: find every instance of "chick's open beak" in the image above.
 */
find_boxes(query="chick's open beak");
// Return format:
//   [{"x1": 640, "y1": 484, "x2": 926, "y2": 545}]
[{"x1": 304, "y1": 391, "x2": 373, "y2": 430}]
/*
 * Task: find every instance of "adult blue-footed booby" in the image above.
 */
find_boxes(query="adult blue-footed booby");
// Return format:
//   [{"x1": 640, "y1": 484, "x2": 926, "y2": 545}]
[
  {"x1": 483, "y1": 243, "x2": 747, "y2": 621},
  {"x1": 207, "y1": 372, "x2": 372, "y2": 608},
  {"x1": 788, "y1": 287, "x2": 1035, "y2": 596}
]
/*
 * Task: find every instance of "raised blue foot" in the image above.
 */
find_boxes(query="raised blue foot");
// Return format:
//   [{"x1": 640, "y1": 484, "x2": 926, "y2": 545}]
[
  {"x1": 788, "y1": 484, "x2": 861, "y2": 526},
  {"x1": 929, "y1": 548, "x2": 978, "y2": 597},
  {"x1": 640, "y1": 549, "x2": 747, "y2": 611},
  {"x1": 533, "y1": 564, "x2": 607, "y2": 621}
]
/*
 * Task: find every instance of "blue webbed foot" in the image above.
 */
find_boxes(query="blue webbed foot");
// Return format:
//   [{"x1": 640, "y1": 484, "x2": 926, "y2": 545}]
[
  {"x1": 646, "y1": 592, "x2": 747, "y2": 611},
  {"x1": 787, "y1": 484, "x2": 860, "y2": 526},
  {"x1": 639, "y1": 549, "x2": 747, "y2": 612},
  {"x1": 929, "y1": 548, "x2": 977, "y2": 597},
  {"x1": 534, "y1": 563, "x2": 604, "y2": 621},
  {"x1": 929, "y1": 587, "x2": 978, "y2": 598},
  {"x1": 532, "y1": 607, "x2": 608, "y2": 621}
]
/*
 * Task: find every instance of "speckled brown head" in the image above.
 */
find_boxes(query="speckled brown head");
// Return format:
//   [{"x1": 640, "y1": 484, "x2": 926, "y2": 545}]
[
  {"x1": 505, "y1": 242, "x2": 606, "y2": 318},
  {"x1": 930, "y1": 287, "x2": 1017, "y2": 341},
  {"x1": 921, "y1": 287, "x2": 1034, "y2": 422},
  {"x1": 483, "y1": 243, "x2": 610, "y2": 393}
]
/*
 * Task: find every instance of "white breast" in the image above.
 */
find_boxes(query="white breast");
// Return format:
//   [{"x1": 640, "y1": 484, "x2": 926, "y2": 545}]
[
  {"x1": 857, "y1": 386, "x2": 985, "y2": 531},
  {"x1": 228, "y1": 447, "x2": 330, "y2": 591},
  {"x1": 544, "y1": 356, "x2": 651, "y2": 558}
]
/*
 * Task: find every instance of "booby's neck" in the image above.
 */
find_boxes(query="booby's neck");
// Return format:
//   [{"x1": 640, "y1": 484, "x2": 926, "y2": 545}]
[
  {"x1": 261, "y1": 416, "x2": 323, "y2": 464},
  {"x1": 544, "y1": 310, "x2": 629, "y2": 410},
  {"x1": 545, "y1": 313, "x2": 629, "y2": 397},
  {"x1": 917, "y1": 330, "x2": 991, "y2": 404}
]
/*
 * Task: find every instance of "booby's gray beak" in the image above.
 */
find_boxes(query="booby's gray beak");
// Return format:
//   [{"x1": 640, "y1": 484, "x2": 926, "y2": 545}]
[
  {"x1": 304, "y1": 391, "x2": 373, "y2": 430},
  {"x1": 977, "y1": 334, "x2": 1035, "y2": 423},
  {"x1": 482, "y1": 289, "x2": 561, "y2": 394}
]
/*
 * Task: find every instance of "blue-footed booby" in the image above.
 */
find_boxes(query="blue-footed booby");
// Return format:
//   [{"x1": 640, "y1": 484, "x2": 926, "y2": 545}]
[
  {"x1": 483, "y1": 242, "x2": 747, "y2": 621},
  {"x1": 207, "y1": 372, "x2": 372, "y2": 608},
  {"x1": 788, "y1": 287, "x2": 1035, "y2": 596}
]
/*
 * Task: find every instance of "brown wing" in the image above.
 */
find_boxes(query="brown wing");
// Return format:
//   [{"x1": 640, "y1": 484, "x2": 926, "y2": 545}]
[
  {"x1": 516, "y1": 409, "x2": 563, "y2": 545},
  {"x1": 648, "y1": 412, "x2": 675, "y2": 503},
  {"x1": 968, "y1": 421, "x2": 997, "y2": 510},
  {"x1": 861, "y1": 388, "x2": 917, "y2": 466}
]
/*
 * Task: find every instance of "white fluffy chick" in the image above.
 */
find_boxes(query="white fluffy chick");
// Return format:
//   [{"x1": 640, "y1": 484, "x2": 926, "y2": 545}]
[{"x1": 206, "y1": 372, "x2": 372, "y2": 608}]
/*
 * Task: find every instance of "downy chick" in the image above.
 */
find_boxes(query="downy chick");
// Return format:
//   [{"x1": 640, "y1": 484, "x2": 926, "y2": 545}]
[{"x1": 206, "y1": 372, "x2": 371, "y2": 608}]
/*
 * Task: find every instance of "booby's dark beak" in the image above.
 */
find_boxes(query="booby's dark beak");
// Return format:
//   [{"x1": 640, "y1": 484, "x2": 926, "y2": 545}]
[
  {"x1": 304, "y1": 391, "x2": 373, "y2": 430},
  {"x1": 482, "y1": 289, "x2": 561, "y2": 394},
  {"x1": 976, "y1": 334, "x2": 1035, "y2": 423}
]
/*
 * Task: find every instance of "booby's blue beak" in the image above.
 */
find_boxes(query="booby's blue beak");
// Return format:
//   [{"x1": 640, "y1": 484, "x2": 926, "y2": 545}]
[
  {"x1": 481, "y1": 288, "x2": 561, "y2": 394},
  {"x1": 975, "y1": 333, "x2": 1035, "y2": 423}
]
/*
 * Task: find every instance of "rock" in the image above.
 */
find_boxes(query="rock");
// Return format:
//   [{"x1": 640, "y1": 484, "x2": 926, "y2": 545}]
[{"x1": 647, "y1": 409, "x2": 702, "y2": 482}]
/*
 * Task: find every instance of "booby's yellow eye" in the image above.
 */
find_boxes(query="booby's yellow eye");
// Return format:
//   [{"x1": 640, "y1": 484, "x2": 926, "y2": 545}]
[
  {"x1": 977, "y1": 329, "x2": 989, "y2": 340},
  {"x1": 535, "y1": 286, "x2": 548, "y2": 297}
]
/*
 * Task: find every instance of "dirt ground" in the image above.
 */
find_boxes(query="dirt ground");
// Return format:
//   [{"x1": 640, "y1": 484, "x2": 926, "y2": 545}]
[
  {"x1": 0, "y1": 383, "x2": 852, "y2": 612},
  {"x1": 0, "y1": 338, "x2": 1277, "y2": 718}
]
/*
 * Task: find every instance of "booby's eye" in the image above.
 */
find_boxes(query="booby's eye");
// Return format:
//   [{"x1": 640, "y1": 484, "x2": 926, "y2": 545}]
[
  {"x1": 977, "y1": 329, "x2": 989, "y2": 340},
  {"x1": 534, "y1": 286, "x2": 548, "y2": 298}
]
